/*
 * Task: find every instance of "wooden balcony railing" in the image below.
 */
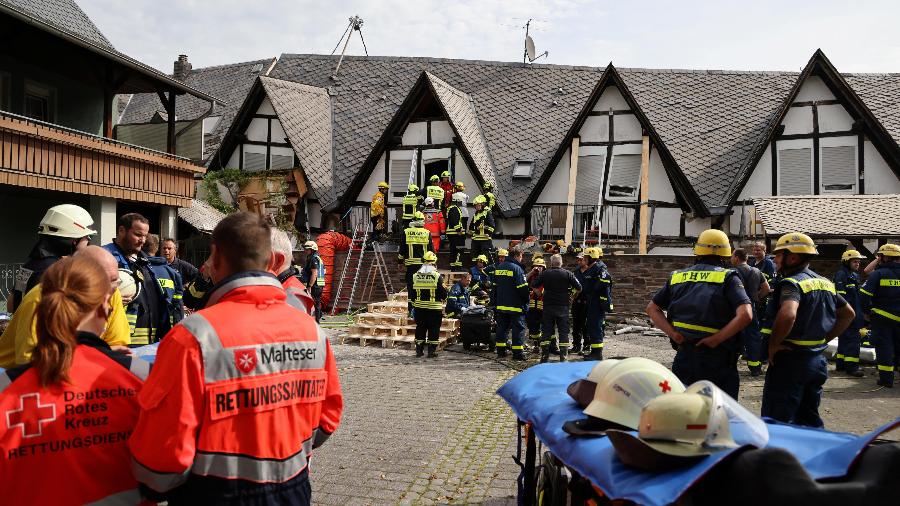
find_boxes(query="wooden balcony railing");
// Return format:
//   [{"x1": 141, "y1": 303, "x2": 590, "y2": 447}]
[{"x1": 0, "y1": 110, "x2": 204, "y2": 207}]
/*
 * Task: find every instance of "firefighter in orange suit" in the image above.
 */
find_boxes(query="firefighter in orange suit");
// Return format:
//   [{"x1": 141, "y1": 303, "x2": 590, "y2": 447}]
[
  {"x1": 130, "y1": 213, "x2": 344, "y2": 505},
  {"x1": 0, "y1": 256, "x2": 150, "y2": 506}
]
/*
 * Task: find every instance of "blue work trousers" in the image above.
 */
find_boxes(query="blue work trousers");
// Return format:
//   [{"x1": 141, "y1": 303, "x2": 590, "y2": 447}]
[
  {"x1": 673, "y1": 340, "x2": 740, "y2": 400},
  {"x1": 495, "y1": 312, "x2": 526, "y2": 355},
  {"x1": 743, "y1": 311, "x2": 763, "y2": 372},
  {"x1": 585, "y1": 301, "x2": 605, "y2": 351},
  {"x1": 835, "y1": 324, "x2": 863, "y2": 373},
  {"x1": 761, "y1": 350, "x2": 827, "y2": 428},
  {"x1": 871, "y1": 318, "x2": 900, "y2": 386}
]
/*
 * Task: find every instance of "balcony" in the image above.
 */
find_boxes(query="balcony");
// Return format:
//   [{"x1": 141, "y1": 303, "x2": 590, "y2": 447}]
[{"x1": 0, "y1": 110, "x2": 205, "y2": 207}]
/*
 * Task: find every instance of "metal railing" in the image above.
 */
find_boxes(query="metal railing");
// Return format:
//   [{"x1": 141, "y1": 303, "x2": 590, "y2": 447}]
[
  {"x1": 531, "y1": 204, "x2": 640, "y2": 242},
  {"x1": 0, "y1": 263, "x2": 23, "y2": 309},
  {"x1": 344, "y1": 205, "x2": 401, "y2": 238}
]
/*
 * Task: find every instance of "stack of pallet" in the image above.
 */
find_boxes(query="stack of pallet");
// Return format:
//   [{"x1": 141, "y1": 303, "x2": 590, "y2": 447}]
[{"x1": 343, "y1": 291, "x2": 460, "y2": 349}]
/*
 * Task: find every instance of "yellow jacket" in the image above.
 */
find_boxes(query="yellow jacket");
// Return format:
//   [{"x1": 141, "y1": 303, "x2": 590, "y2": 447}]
[{"x1": 0, "y1": 285, "x2": 130, "y2": 368}]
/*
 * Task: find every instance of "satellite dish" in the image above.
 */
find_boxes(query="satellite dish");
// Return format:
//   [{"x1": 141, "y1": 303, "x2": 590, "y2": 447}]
[{"x1": 526, "y1": 35, "x2": 536, "y2": 62}]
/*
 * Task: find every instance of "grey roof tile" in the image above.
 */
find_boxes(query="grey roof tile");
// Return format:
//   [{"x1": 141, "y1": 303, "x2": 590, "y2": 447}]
[
  {"x1": 0, "y1": 0, "x2": 114, "y2": 50},
  {"x1": 177, "y1": 198, "x2": 226, "y2": 233},
  {"x1": 752, "y1": 195, "x2": 900, "y2": 236},
  {"x1": 845, "y1": 74, "x2": 900, "y2": 149}
]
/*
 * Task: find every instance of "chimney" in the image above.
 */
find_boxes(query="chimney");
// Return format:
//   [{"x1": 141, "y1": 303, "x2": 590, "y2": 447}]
[{"x1": 173, "y1": 54, "x2": 192, "y2": 81}]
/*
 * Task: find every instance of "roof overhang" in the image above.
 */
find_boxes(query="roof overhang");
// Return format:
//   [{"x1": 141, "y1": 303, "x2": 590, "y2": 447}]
[{"x1": 752, "y1": 194, "x2": 900, "y2": 238}]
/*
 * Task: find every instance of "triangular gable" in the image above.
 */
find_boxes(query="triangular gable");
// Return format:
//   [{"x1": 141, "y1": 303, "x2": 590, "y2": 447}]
[
  {"x1": 258, "y1": 76, "x2": 334, "y2": 200},
  {"x1": 524, "y1": 64, "x2": 699, "y2": 214},
  {"x1": 724, "y1": 49, "x2": 900, "y2": 208}
]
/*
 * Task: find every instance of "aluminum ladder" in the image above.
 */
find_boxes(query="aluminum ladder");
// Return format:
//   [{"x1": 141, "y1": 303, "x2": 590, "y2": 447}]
[
  {"x1": 360, "y1": 241, "x2": 395, "y2": 303},
  {"x1": 329, "y1": 224, "x2": 369, "y2": 315}
]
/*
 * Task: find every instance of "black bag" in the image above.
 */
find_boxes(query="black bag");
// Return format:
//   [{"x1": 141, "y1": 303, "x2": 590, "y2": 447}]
[{"x1": 460, "y1": 307, "x2": 493, "y2": 350}]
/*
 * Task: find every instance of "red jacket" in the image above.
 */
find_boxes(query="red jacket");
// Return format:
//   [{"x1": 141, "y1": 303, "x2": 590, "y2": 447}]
[
  {"x1": 281, "y1": 270, "x2": 316, "y2": 317},
  {"x1": 423, "y1": 210, "x2": 446, "y2": 238},
  {"x1": 129, "y1": 272, "x2": 343, "y2": 502},
  {"x1": 0, "y1": 333, "x2": 149, "y2": 505},
  {"x1": 440, "y1": 181, "x2": 454, "y2": 208}
]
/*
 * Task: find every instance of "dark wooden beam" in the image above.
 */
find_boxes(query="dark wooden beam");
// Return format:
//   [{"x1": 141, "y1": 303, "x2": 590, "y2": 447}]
[
  {"x1": 253, "y1": 114, "x2": 279, "y2": 119},
  {"x1": 580, "y1": 140, "x2": 643, "y2": 147},
  {"x1": 266, "y1": 118, "x2": 272, "y2": 171},
  {"x1": 812, "y1": 104, "x2": 820, "y2": 194},
  {"x1": 790, "y1": 99, "x2": 841, "y2": 108},
  {"x1": 391, "y1": 142, "x2": 456, "y2": 151},
  {"x1": 240, "y1": 140, "x2": 292, "y2": 148},
  {"x1": 426, "y1": 120, "x2": 432, "y2": 145},
  {"x1": 166, "y1": 91, "x2": 177, "y2": 154},
  {"x1": 587, "y1": 109, "x2": 633, "y2": 116},
  {"x1": 601, "y1": 108, "x2": 615, "y2": 200},
  {"x1": 858, "y1": 133, "x2": 865, "y2": 194},
  {"x1": 771, "y1": 140, "x2": 778, "y2": 195},
  {"x1": 102, "y1": 64, "x2": 113, "y2": 138},
  {"x1": 775, "y1": 130, "x2": 857, "y2": 141}
]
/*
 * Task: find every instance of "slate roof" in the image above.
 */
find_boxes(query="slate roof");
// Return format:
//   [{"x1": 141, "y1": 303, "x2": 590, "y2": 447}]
[
  {"x1": 258, "y1": 76, "x2": 334, "y2": 198},
  {"x1": 118, "y1": 58, "x2": 275, "y2": 163},
  {"x1": 752, "y1": 195, "x2": 900, "y2": 237},
  {"x1": 0, "y1": 0, "x2": 114, "y2": 50},
  {"x1": 177, "y1": 198, "x2": 226, "y2": 233},
  {"x1": 845, "y1": 73, "x2": 900, "y2": 149}
]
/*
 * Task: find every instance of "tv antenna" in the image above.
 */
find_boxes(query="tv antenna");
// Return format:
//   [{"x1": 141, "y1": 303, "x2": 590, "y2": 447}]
[
  {"x1": 331, "y1": 15, "x2": 368, "y2": 80},
  {"x1": 523, "y1": 19, "x2": 548, "y2": 64}
]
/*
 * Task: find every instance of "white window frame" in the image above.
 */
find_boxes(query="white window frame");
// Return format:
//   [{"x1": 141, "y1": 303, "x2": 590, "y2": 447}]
[
  {"x1": 819, "y1": 139, "x2": 858, "y2": 195},
  {"x1": 777, "y1": 142, "x2": 814, "y2": 196},
  {"x1": 604, "y1": 152, "x2": 643, "y2": 201}
]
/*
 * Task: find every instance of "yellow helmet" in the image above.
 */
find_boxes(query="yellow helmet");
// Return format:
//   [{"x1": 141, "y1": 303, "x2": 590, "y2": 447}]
[
  {"x1": 773, "y1": 232, "x2": 818, "y2": 255},
  {"x1": 455, "y1": 181, "x2": 465, "y2": 190},
  {"x1": 441, "y1": 170, "x2": 451, "y2": 178},
  {"x1": 413, "y1": 211, "x2": 425, "y2": 221},
  {"x1": 694, "y1": 229, "x2": 732, "y2": 258},
  {"x1": 430, "y1": 175, "x2": 440, "y2": 182},
  {"x1": 408, "y1": 183, "x2": 419, "y2": 192},
  {"x1": 533, "y1": 257, "x2": 546, "y2": 267},
  {"x1": 877, "y1": 243, "x2": 900, "y2": 257},
  {"x1": 423, "y1": 251, "x2": 437, "y2": 263},
  {"x1": 377, "y1": 181, "x2": 389, "y2": 189},
  {"x1": 841, "y1": 250, "x2": 865, "y2": 262},
  {"x1": 497, "y1": 248, "x2": 509, "y2": 257},
  {"x1": 472, "y1": 195, "x2": 486, "y2": 205},
  {"x1": 585, "y1": 247, "x2": 601, "y2": 259},
  {"x1": 475, "y1": 254, "x2": 489, "y2": 264}
]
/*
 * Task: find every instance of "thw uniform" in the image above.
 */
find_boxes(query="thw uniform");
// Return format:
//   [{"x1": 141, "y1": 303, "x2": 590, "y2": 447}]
[{"x1": 860, "y1": 261, "x2": 900, "y2": 387}]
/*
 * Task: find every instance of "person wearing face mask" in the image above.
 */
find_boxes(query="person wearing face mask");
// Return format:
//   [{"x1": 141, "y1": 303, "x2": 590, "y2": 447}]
[{"x1": 0, "y1": 255, "x2": 150, "y2": 505}]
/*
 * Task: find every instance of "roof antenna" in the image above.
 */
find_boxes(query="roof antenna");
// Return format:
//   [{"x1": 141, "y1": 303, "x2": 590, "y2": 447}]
[
  {"x1": 523, "y1": 19, "x2": 548, "y2": 64},
  {"x1": 331, "y1": 15, "x2": 368, "y2": 80}
]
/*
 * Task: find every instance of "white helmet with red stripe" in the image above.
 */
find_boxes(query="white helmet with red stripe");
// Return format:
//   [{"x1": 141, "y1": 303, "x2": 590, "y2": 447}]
[{"x1": 38, "y1": 204, "x2": 97, "y2": 239}]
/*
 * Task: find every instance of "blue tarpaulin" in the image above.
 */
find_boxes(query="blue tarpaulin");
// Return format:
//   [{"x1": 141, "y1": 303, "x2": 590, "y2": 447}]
[
  {"x1": 133, "y1": 342, "x2": 160, "y2": 364},
  {"x1": 497, "y1": 362, "x2": 899, "y2": 506}
]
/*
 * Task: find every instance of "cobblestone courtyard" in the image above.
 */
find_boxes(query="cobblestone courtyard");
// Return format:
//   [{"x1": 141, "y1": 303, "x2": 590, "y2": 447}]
[{"x1": 311, "y1": 327, "x2": 900, "y2": 505}]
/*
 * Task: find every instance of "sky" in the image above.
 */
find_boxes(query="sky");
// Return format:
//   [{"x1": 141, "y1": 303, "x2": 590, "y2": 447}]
[{"x1": 79, "y1": 0, "x2": 900, "y2": 74}]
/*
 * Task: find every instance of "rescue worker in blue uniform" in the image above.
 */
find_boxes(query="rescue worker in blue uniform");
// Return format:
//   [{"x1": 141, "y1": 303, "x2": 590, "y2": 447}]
[
  {"x1": 646, "y1": 230, "x2": 752, "y2": 399},
  {"x1": 570, "y1": 252, "x2": 589, "y2": 354},
  {"x1": 300, "y1": 240, "x2": 326, "y2": 322},
  {"x1": 399, "y1": 211, "x2": 434, "y2": 315},
  {"x1": 493, "y1": 248, "x2": 530, "y2": 360},
  {"x1": 761, "y1": 233, "x2": 854, "y2": 427},
  {"x1": 526, "y1": 257, "x2": 546, "y2": 352},
  {"x1": 469, "y1": 255, "x2": 491, "y2": 298},
  {"x1": 833, "y1": 249, "x2": 867, "y2": 377},
  {"x1": 860, "y1": 243, "x2": 900, "y2": 388},
  {"x1": 581, "y1": 247, "x2": 612, "y2": 360},
  {"x1": 412, "y1": 252, "x2": 447, "y2": 358},
  {"x1": 445, "y1": 273, "x2": 471, "y2": 318}
]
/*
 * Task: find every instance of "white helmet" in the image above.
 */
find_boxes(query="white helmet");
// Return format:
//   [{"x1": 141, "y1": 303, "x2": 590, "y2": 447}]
[
  {"x1": 38, "y1": 204, "x2": 96, "y2": 239},
  {"x1": 117, "y1": 268, "x2": 141, "y2": 302},
  {"x1": 302, "y1": 240, "x2": 318, "y2": 251},
  {"x1": 424, "y1": 197, "x2": 435, "y2": 207},
  {"x1": 568, "y1": 359, "x2": 621, "y2": 408},
  {"x1": 583, "y1": 357, "x2": 685, "y2": 430},
  {"x1": 452, "y1": 192, "x2": 466, "y2": 203}
]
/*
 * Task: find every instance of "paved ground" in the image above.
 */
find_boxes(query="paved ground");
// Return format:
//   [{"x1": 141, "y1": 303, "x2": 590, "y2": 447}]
[{"x1": 310, "y1": 326, "x2": 900, "y2": 505}]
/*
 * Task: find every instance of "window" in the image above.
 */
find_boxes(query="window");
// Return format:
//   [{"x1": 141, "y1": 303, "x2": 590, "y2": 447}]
[
  {"x1": 778, "y1": 148, "x2": 812, "y2": 195},
  {"x1": 24, "y1": 81, "x2": 55, "y2": 122},
  {"x1": 606, "y1": 154, "x2": 642, "y2": 199},
  {"x1": 512, "y1": 160, "x2": 534, "y2": 179},
  {"x1": 390, "y1": 157, "x2": 415, "y2": 197},
  {"x1": 243, "y1": 151, "x2": 266, "y2": 171},
  {"x1": 575, "y1": 154, "x2": 605, "y2": 205},
  {"x1": 821, "y1": 145, "x2": 856, "y2": 193},
  {"x1": 270, "y1": 153, "x2": 294, "y2": 170}
]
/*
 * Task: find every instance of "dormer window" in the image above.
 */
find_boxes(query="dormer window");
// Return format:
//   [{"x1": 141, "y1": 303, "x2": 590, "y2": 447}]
[{"x1": 513, "y1": 160, "x2": 534, "y2": 179}]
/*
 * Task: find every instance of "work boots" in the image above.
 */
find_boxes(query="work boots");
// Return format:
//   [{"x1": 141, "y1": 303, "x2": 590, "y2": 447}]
[
  {"x1": 540, "y1": 346, "x2": 550, "y2": 364},
  {"x1": 496, "y1": 348, "x2": 508, "y2": 359},
  {"x1": 585, "y1": 347, "x2": 603, "y2": 361},
  {"x1": 559, "y1": 349, "x2": 568, "y2": 362},
  {"x1": 427, "y1": 345, "x2": 438, "y2": 358},
  {"x1": 415, "y1": 343, "x2": 425, "y2": 357}
]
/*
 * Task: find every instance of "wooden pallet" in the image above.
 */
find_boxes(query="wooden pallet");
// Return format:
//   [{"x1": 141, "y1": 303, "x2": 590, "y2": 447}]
[
  {"x1": 367, "y1": 301, "x2": 408, "y2": 314},
  {"x1": 355, "y1": 312, "x2": 408, "y2": 326},
  {"x1": 390, "y1": 292, "x2": 408, "y2": 303}
]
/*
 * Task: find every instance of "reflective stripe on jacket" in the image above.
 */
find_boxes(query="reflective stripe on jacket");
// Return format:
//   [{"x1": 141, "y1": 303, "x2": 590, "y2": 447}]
[
  {"x1": 665, "y1": 264, "x2": 739, "y2": 341},
  {"x1": 471, "y1": 210, "x2": 495, "y2": 240},
  {"x1": 493, "y1": 261, "x2": 529, "y2": 314},
  {"x1": 129, "y1": 272, "x2": 343, "y2": 499},
  {"x1": 860, "y1": 262, "x2": 900, "y2": 323},
  {"x1": 412, "y1": 270, "x2": 446, "y2": 310},
  {"x1": 400, "y1": 227, "x2": 431, "y2": 266},
  {"x1": 401, "y1": 193, "x2": 419, "y2": 219},
  {"x1": 762, "y1": 268, "x2": 838, "y2": 351}
]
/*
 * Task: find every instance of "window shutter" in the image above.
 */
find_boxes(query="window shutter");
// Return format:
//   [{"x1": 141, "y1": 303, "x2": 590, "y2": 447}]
[
  {"x1": 244, "y1": 151, "x2": 266, "y2": 171},
  {"x1": 270, "y1": 154, "x2": 294, "y2": 170},
  {"x1": 607, "y1": 154, "x2": 642, "y2": 198},
  {"x1": 821, "y1": 146, "x2": 856, "y2": 192},
  {"x1": 778, "y1": 148, "x2": 812, "y2": 195},
  {"x1": 390, "y1": 159, "x2": 413, "y2": 195},
  {"x1": 575, "y1": 155, "x2": 605, "y2": 205}
]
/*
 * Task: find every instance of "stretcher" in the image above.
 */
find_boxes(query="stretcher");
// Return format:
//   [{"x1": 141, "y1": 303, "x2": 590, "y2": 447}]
[{"x1": 498, "y1": 362, "x2": 899, "y2": 506}]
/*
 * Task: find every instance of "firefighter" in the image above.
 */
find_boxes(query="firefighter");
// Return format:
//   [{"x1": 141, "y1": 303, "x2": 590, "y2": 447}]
[
  {"x1": 646, "y1": 230, "x2": 753, "y2": 400},
  {"x1": 571, "y1": 252, "x2": 589, "y2": 354},
  {"x1": 440, "y1": 170, "x2": 454, "y2": 211},
  {"x1": 860, "y1": 243, "x2": 900, "y2": 388},
  {"x1": 834, "y1": 249, "x2": 867, "y2": 377},
  {"x1": 401, "y1": 183, "x2": 421, "y2": 232},
  {"x1": 469, "y1": 254, "x2": 491, "y2": 298},
  {"x1": 493, "y1": 248, "x2": 530, "y2": 360},
  {"x1": 760, "y1": 233, "x2": 854, "y2": 426},
  {"x1": 446, "y1": 192, "x2": 466, "y2": 268},
  {"x1": 425, "y1": 175, "x2": 444, "y2": 204},
  {"x1": 412, "y1": 251, "x2": 447, "y2": 358},
  {"x1": 470, "y1": 195, "x2": 495, "y2": 263},
  {"x1": 300, "y1": 240, "x2": 325, "y2": 322},
  {"x1": 453, "y1": 182, "x2": 469, "y2": 230},
  {"x1": 130, "y1": 213, "x2": 343, "y2": 504},
  {"x1": 531, "y1": 254, "x2": 582, "y2": 363},
  {"x1": 482, "y1": 181, "x2": 497, "y2": 211},
  {"x1": 370, "y1": 181, "x2": 389, "y2": 242},
  {"x1": 0, "y1": 255, "x2": 149, "y2": 505},
  {"x1": 526, "y1": 257, "x2": 546, "y2": 353},
  {"x1": 422, "y1": 197, "x2": 446, "y2": 252},
  {"x1": 582, "y1": 247, "x2": 613, "y2": 360},
  {"x1": 446, "y1": 273, "x2": 472, "y2": 318},
  {"x1": 399, "y1": 211, "x2": 434, "y2": 315}
]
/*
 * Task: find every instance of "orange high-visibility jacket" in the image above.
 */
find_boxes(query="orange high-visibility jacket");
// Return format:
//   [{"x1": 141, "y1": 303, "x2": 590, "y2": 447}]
[
  {"x1": 129, "y1": 272, "x2": 343, "y2": 500},
  {"x1": 0, "y1": 334, "x2": 150, "y2": 505},
  {"x1": 282, "y1": 271, "x2": 316, "y2": 317}
]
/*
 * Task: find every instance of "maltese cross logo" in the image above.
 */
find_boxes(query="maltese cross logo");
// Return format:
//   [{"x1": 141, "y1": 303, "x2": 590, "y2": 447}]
[{"x1": 234, "y1": 349, "x2": 258, "y2": 374}]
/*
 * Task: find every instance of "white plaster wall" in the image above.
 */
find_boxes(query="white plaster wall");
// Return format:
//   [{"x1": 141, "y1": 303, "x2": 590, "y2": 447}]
[
  {"x1": 739, "y1": 144, "x2": 773, "y2": 199},
  {"x1": 794, "y1": 76, "x2": 835, "y2": 102},
  {"x1": 594, "y1": 86, "x2": 629, "y2": 110},
  {"x1": 650, "y1": 207, "x2": 681, "y2": 237},
  {"x1": 864, "y1": 140, "x2": 900, "y2": 194},
  {"x1": 537, "y1": 147, "x2": 570, "y2": 204},
  {"x1": 402, "y1": 122, "x2": 427, "y2": 145},
  {"x1": 358, "y1": 152, "x2": 387, "y2": 203},
  {"x1": 246, "y1": 117, "x2": 268, "y2": 142},
  {"x1": 431, "y1": 121, "x2": 454, "y2": 144},
  {"x1": 257, "y1": 98, "x2": 276, "y2": 115},
  {"x1": 307, "y1": 201, "x2": 323, "y2": 230},
  {"x1": 270, "y1": 119, "x2": 288, "y2": 144},
  {"x1": 781, "y1": 107, "x2": 813, "y2": 136},
  {"x1": 422, "y1": 148, "x2": 452, "y2": 163},
  {"x1": 683, "y1": 216, "x2": 712, "y2": 238},
  {"x1": 648, "y1": 147, "x2": 677, "y2": 203},
  {"x1": 817, "y1": 104, "x2": 854, "y2": 133},
  {"x1": 614, "y1": 114, "x2": 642, "y2": 141},
  {"x1": 225, "y1": 148, "x2": 240, "y2": 169},
  {"x1": 580, "y1": 116, "x2": 607, "y2": 143}
]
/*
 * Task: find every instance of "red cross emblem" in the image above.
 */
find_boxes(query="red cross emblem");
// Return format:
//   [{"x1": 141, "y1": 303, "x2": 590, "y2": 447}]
[
  {"x1": 7, "y1": 393, "x2": 56, "y2": 438},
  {"x1": 659, "y1": 380, "x2": 672, "y2": 393},
  {"x1": 234, "y1": 349, "x2": 258, "y2": 374}
]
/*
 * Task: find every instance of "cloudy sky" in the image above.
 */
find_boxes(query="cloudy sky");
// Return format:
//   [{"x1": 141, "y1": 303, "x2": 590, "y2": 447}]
[{"x1": 80, "y1": 0, "x2": 898, "y2": 74}]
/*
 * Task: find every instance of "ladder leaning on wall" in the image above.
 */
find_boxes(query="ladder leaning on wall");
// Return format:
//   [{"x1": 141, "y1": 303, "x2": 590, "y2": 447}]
[{"x1": 330, "y1": 223, "x2": 395, "y2": 315}]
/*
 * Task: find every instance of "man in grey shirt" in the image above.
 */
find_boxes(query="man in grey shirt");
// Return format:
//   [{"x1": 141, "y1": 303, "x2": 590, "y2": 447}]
[
  {"x1": 531, "y1": 254, "x2": 582, "y2": 362},
  {"x1": 732, "y1": 248, "x2": 771, "y2": 376}
]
